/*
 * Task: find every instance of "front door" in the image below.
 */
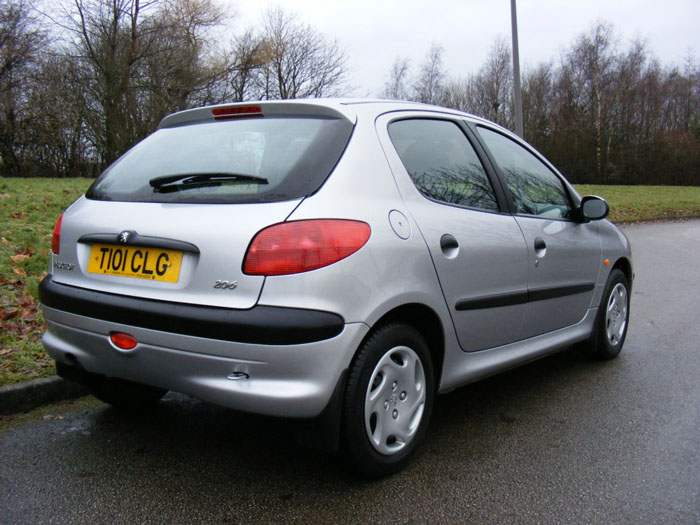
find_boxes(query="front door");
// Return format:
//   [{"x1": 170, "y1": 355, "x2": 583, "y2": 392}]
[{"x1": 475, "y1": 126, "x2": 601, "y2": 337}]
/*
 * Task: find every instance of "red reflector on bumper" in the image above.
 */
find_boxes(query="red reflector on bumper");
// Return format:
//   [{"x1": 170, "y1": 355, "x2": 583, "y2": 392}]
[{"x1": 110, "y1": 332, "x2": 138, "y2": 350}]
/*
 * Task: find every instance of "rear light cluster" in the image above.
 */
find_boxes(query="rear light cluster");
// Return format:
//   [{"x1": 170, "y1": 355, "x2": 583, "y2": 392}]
[
  {"x1": 243, "y1": 219, "x2": 371, "y2": 276},
  {"x1": 51, "y1": 214, "x2": 63, "y2": 255}
]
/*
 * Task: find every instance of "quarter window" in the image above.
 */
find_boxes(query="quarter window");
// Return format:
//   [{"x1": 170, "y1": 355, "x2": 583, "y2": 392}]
[
  {"x1": 388, "y1": 119, "x2": 498, "y2": 211},
  {"x1": 477, "y1": 127, "x2": 572, "y2": 219}
]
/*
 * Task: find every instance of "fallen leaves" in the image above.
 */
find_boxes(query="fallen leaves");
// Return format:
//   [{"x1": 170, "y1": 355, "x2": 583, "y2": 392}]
[
  {"x1": 16, "y1": 295, "x2": 35, "y2": 307},
  {"x1": 0, "y1": 274, "x2": 45, "y2": 339},
  {"x1": 1, "y1": 306, "x2": 18, "y2": 320},
  {"x1": 10, "y1": 211, "x2": 29, "y2": 219},
  {"x1": 12, "y1": 268, "x2": 26, "y2": 276}
]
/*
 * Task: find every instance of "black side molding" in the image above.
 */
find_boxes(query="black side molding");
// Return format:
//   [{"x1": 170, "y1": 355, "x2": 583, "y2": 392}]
[
  {"x1": 456, "y1": 290, "x2": 528, "y2": 311},
  {"x1": 528, "y1": 283, "x2": 595, "y2": 302},
  {"x1": 456, "y1": 283, "x2": 595, "y2": 311},
  {"x1": 39, "y1": 277, "x2": 344, "y2": 345}
]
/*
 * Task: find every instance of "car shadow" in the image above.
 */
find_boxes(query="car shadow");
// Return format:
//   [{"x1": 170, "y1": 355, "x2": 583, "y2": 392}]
[{"x1": 73, "y1": 344, "x2": 609, "y2": 491}]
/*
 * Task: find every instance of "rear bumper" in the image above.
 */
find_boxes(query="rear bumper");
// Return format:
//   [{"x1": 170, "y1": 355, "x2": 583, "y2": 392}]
[
  {"x1": 39, "y1": 277, "x2": 344, "y2": 345},
  {"x1": 40, "y1": 280, "x2": 368, "y2": 418}
]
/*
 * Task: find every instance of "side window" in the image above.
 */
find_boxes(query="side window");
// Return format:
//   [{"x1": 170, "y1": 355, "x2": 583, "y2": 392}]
[
  {"x1": 388, "y1": 119, "x2": 498, "y2": 212},
  {"x1": 477, "y1": 127, "x2": 572, "y2": 219}
]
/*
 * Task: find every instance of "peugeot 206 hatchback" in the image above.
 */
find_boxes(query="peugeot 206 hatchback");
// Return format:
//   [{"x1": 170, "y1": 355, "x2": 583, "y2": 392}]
[{"x1": 40, "y1": 99, "x2": 632, "y2": 477}]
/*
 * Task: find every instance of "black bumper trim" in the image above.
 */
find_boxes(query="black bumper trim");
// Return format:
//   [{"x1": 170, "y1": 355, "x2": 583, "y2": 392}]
[{"x1": 39, "y1": 277, "x2": 344, "y2": 345}]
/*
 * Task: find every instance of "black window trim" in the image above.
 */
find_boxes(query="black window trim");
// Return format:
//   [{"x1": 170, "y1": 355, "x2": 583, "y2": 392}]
[
  {"x1": 469, "y1": 122, "x2": 579, "y2": 222},
  {"x1": 386, "y1": 115, "x2": 511, "y2": 216}
]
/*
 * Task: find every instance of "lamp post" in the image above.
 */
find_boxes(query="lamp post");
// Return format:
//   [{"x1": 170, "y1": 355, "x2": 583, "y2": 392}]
[{"x1": 511, "y1": 0, "x2": 524, "y2": 137}]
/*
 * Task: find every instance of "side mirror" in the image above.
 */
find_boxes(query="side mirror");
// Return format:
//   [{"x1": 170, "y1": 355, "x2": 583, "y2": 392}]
[{"x1": 580, "y1": 195, "x2": 609, "y2": 221}]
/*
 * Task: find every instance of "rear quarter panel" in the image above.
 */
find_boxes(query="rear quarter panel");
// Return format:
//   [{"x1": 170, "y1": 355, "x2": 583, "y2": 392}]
[{"x1": 256, "y1": 112, "x2": 458, "y2": 340}]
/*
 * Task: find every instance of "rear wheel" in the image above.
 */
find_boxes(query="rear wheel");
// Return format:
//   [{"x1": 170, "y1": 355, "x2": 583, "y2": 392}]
[
  {"x1": 342, "y1": 323, "x2": 434, "y2": 478},
  {"x1": 89, "y1": 375, "x2": 167, "y2": 409}
]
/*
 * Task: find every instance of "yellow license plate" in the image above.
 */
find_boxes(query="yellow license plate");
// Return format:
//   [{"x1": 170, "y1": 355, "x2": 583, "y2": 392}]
[{"x1": 87, "y1": 244, "x2": 183, "y2": 282}]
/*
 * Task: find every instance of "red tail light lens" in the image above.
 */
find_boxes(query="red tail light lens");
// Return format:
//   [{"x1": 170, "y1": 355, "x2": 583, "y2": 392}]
[
  {"x1": 51, "y1": 214, "x2": 63, "y2": 254},
  {"x1": 243, "y1": 219, "x2": 371, "y2": 276}
]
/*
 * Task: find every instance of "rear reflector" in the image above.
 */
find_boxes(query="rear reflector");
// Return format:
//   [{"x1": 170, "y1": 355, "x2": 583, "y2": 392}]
[
  {"x1": 110, "y1": 332, "x2": 138, "y2": 350},
  {"x1": 212, "y1": 105, "x2": 262, "y2": 119},
  {"x1": 51, "y1": 214, "x2": 63, "y2": 255},
  {"x1": 243, "y1": 219, "x2": 371, "y2": 276}
]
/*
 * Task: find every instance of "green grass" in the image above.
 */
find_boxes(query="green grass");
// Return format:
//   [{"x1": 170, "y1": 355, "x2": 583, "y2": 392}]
[
  {"x1": 0, "y1": 177, "x2": 92, "y2": 386},
  {"x1": 575, "y1": 185, "x2": 700, "y2": 223},
  {"x1": 0, "y1": 178, "x2": 698, "y2": 386}
]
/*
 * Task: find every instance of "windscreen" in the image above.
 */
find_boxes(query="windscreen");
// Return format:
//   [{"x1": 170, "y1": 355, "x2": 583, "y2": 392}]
[{"x1": 86, "y1": 116, "x2": 353, "y2": 204}]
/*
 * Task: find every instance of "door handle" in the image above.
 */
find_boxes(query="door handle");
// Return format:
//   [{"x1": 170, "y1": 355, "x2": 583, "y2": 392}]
[
  {"x1": 534, "y1": 237, "x2": 547, "y2": 259},
  {"x1": 440, "y1": 234, "x2": 459, "y2": 259}
]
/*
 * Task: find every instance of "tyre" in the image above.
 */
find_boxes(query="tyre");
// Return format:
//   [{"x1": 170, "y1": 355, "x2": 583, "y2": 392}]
[
  {"x1": 587, "y1": 268, "x2": 630, "y2": 360},
  {"x1": 88, "y1": 375, "x2": 167, "y2": 409},
  {"x1": 342, "y1": 323, "x2": 434, "y2": 478}
]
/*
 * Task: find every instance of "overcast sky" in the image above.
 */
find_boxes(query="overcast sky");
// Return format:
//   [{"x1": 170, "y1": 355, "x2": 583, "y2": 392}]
[{"x1": 228, "y1": 0, "x2": 700, "y2": 96}]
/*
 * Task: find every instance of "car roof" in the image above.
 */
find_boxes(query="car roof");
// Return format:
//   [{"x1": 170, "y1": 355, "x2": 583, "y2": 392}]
[{"x1": 158, "y1": 98, "x2": 497, "y2": 131}]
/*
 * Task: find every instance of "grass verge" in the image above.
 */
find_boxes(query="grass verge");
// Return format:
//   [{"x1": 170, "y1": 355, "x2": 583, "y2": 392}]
[
  {"x1": 575, "y1": 185, "x2": 700, "y2": 223},
  {"x1": 1, "y1": 178, "x2": 698, "y2": 386},
  {"x1": 1, "y1": 177, "x2": 92, "y2": 386}
]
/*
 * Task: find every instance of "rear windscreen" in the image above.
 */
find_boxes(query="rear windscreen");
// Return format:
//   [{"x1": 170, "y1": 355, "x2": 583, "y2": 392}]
[{"x1": 86, "y1": 116, "x2": 353, "y2": 204}]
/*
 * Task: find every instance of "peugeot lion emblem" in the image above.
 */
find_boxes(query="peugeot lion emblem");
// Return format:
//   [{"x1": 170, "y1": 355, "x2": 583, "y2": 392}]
[{"x1": 119, "y1": 231, "x2": 131, "y2": 244}]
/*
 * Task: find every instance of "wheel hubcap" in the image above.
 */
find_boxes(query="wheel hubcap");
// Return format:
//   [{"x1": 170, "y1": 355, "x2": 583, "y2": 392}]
[
  {"x1": 605, "y1": 283, "x2": 628, "y2": 346},
  {"x1": 364, "y1": 346, "x2": 426, "y2": 455}
]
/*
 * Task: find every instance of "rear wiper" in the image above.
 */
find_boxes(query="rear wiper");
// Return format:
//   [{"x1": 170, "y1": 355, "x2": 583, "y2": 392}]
[{"x1": 149, "y1": 173, "x2": 268, "y2": 193}]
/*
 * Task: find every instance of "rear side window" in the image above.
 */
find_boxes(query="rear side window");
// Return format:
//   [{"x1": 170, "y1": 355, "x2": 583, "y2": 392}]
[
  {"x1": 388, "y1": 119, "x2": 498, "y2": 212},
  {"x1": 477, "y1": 127, "x2": 572, "y2": 219},
  {"x1": 86, "y1": 117, "x2": 353, "y2": 204}
]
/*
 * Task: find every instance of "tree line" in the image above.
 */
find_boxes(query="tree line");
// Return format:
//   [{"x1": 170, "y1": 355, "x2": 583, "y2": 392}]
[
  {"x1": 1, "y1": 0, "x2": 698, "y2": 185},
  {"x1": 0, "y1": 0, "x2": 348, "y2": 177},
  {"x1": 385, "y1": 24, "x2": 700, "y2": 186}
]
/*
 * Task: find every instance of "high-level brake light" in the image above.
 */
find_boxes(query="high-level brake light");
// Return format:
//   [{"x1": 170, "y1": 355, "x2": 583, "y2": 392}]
[{"x1": 211, "y1": 105, "x2": 262, "y2": 120}]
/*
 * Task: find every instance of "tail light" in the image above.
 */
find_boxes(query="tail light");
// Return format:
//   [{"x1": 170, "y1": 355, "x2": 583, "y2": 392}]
[
  {"x1": 51, "y1": 213, "x2": 64, "y2": 254},
  {"x1": 243, "y1": 219, "x2": 371, "y2": 276}
]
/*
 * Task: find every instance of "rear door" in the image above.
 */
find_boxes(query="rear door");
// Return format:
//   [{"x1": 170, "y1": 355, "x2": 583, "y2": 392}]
[
  {"x1": 475, "y1": 125, "x2": 601, "y2": 337},
  {"x1": 378, "y1": 114, "x2": 529, "y2": 352}
]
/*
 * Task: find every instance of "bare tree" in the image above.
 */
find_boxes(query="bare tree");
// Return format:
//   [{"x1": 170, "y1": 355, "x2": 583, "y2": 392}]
[
  {"x1": 381, "y1": 56, "x2": 410, "y2": 100},
  {"x1": 473, "y1": 37, "x2": 512, "y2": 127},
  {"x1": 137, "y1": 0, "x2": 230, "y2": 129},
  {"x1": 413, "y1": 43, "x2": 445, "y2": 104},
  {"x1": 48, "y1": 0, "x2": 229, "y2": 167},
  {"x1": 0, "y1": 0, "x2": 46, "y2": 176},
  {"x1": 521, "y1": 62, "x2": 553, "y2": 146},
  {"x1": 225, "y1": 28, "x2": 267, "y2": 101},
  {"x1": 555, "y1": 22, "x2": 617, "y2": 182},
  {"x1": 254, "y1": 7, "x2": 348, "y2": 100}
]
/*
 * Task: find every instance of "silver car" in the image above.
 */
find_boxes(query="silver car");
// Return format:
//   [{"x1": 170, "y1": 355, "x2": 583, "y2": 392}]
[{"x1": 40, "y1": 100, "x2": 632, "y2": 477}]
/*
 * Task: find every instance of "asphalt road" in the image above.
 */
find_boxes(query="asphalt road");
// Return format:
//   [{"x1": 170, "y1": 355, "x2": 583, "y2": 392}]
[{"x1": 2, "y1": 220, "x2": 699, "y2": 524}]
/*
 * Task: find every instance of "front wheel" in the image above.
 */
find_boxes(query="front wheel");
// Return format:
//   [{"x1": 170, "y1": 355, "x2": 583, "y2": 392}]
[
  {"x1": 342, "y1": 323, "x2": 434, "y2": 478},
  {"x1": 588, "y1": 268, "x2": 630, "y2": 360}
]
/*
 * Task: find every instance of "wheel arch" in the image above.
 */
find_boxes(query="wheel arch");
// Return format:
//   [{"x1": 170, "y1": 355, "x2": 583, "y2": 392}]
[
  {"x1": 362, "y1": 303, "x2": 446, "y2": 391},
  {"x1": 612, "y1": 256, "x2": 633, "y2": 289}
]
